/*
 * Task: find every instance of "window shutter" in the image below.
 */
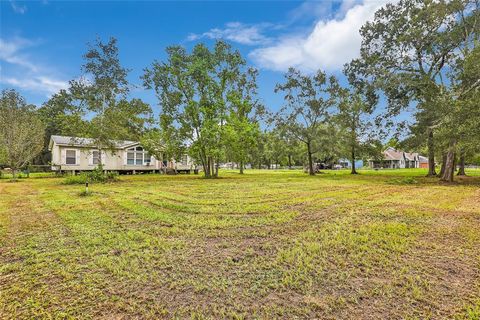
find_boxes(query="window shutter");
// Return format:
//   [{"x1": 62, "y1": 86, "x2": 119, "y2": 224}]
[
  {"x1": 76, "y1": 150, "x2": 80, "y2": 165},
  {"x1": 123, "y1": 150, "x2": 128, "y2": 165},
  {"x1": 61, "y1": 148, "x2": 66, "y2": 165},
  {"x1": 88, "y1": 151, "x2": 93, "y2": 165}
]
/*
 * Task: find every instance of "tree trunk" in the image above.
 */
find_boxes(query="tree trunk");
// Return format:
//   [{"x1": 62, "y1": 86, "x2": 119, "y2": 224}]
[
  {"x1": 240, "y1": 160, "x2": 244, "y2": 174},
  {"x1": 203, "y1": 163, "x2": 210, "y2": 177},
  {"x1": 208, "y1": 158, "x2": 212, "y2": 176},
  {"x1": 208, "y1": 157, "x2": 215, "y2": 178},
  {"x1": 440, "y1": 139, "x2": 456, "y2": 182},
  {"x1": 453, "y1": 153, "x2": 457, "y2": 179},
  {"x1": 439, "y1": 152, "x2": 447, "y2": 177},
  {"x1": 205, "y1": 157, "x2": 211, "y2": 178},
  {"x1": 457, "y1": 151, "x2": 466, "y2": 176},
  {"x1": 288, "y1": 154, "x2": 292, "y2": 169},
  {"x1": 12, "y1": 168, "x2": 17, "y2": 182},
  {"x1": 350, "y1": 145, "x2": 357, "y2": 175},
  {"x1": 307, "y1": 142, "x2": 315, "y2": 176},
  {"x1": 214, "y1": 159, "x2": 219, "y2": 177},
  {"x1": 199, "y1": 150, "x2": 209, "y2": 178},
  {"x1": 426, "y1": 128, "x2": 437, "y2": 176}
]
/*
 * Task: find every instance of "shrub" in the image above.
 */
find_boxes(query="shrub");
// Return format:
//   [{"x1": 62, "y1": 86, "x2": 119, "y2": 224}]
[
  {"x1": 88, "y1": 166, "x2": 108, "y2": 183},
  {"x1": 63, "y1": 165, "x2": 119, "y2": 185}
]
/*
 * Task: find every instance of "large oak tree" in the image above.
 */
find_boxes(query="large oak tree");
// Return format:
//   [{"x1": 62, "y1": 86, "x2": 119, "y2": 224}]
[
  {"x1": 274, "y1": 68, "x2": 335, "y2": 175},
  {"x1": 348, "y1": 0, "x2": 478, "y2": 177},
  {"x1": 143, "y1": 41, "x2": 257, "y2": 177}
]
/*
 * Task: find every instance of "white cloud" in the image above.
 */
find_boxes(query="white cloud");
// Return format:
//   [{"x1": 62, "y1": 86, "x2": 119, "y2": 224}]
[
  {"x1": 250, "y1": 0, "x2": 392, "y2": 72},
  {"x1": 0, "y1": 37, "x2": 38, "y2": 72},
  {"x1": 288, "y1": 1, "x2": 335, "y2": 22},
  {"x1": 0, "y1": 37, "x2": 68, "y2": 96},
  {"x1": 188, "y1": 22, "x2": 271, "y2": 46},
  {"x1": 2, "y1": 76, "x2": 68, "y2": 95},
  {"x1": 9, "y1": 1, "x2": 27, "y2": 14}
]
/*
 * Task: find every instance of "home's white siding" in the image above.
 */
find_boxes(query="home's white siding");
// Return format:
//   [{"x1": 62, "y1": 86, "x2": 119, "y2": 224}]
[
  {"x1": 50, "y1": 144, "x2": 61, "y2": 169},
  {"x1": 51, "y1": 144, "x2": 161, "y2": 171}
]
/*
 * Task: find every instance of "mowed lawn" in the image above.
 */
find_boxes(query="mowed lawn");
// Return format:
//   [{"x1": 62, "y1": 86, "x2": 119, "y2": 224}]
[{"x1": 1, "y1": 169, "x2": 479, "y2": 319}]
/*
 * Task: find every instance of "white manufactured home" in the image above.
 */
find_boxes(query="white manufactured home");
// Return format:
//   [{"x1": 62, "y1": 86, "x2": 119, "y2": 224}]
[{"x1": 48, "y1": 135, "x2": 195, "y2": 173}]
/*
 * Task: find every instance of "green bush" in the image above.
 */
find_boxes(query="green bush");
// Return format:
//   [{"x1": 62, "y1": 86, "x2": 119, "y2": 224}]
[{"x1": 63, "y1": 166, "x2": 118, "y2": 185}]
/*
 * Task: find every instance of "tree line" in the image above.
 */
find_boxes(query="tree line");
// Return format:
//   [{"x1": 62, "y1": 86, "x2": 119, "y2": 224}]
[{"x1": 1, "y1": 0, "x2": 478, "y2": 181}]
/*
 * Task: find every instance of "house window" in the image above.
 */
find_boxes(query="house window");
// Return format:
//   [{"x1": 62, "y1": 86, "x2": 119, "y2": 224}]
[
  {"x1": 135, "y1": 152, "x2": 143, "y2": 165},
  {"x1": 92, "y1": 151, "x2": 101, "y2": 165},
  {"x1": 126, "y1": 146, "x2": 150, "y2": 166},
  {"x1": 66, "y1": 150, "x2": 76, "y2": 165},
  {"x1": 127, "y1": 152, "x2": 135, "y2": 165}
]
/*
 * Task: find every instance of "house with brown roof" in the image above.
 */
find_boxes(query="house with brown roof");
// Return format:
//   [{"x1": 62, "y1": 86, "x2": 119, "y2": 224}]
[{"x1": 368, "y1": 147, "x2": 426, "y2": 169}]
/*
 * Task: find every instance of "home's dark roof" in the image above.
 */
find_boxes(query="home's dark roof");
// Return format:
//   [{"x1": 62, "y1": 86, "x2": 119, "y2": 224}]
[{"x1": 50, "y1": 135, "x2": 137, "y2": 149}]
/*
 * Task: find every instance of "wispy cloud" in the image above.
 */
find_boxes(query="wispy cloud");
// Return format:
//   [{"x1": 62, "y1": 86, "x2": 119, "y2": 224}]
[
  {"x1": 9, "y1": 0, "x2": 27, "y2": 14},
  {"x1": 250, "y1": 0, "x2": 392, "y2": 72},
  {"x1": 187, "y1": 22, "x2": 273, "y2": 46},
  {"x1": 0, "y1": 37, "x2": 38, "y2": 71},
  {"x1": 0, "y1": 37, "x2": 68, "y2": 96},
  {"x1": 2, "y1": 76, "x2": 68, "y2": 95}
]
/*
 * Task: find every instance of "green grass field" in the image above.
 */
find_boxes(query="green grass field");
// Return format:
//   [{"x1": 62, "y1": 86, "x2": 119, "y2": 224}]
[{"x1": 1, "y1": 169, "x2": 479, "y2": 319}]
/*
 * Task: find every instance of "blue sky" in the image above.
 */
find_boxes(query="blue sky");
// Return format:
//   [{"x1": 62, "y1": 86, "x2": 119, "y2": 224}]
[{"x1": 1, "y1": 0, "x2": 391, "y2": 112}]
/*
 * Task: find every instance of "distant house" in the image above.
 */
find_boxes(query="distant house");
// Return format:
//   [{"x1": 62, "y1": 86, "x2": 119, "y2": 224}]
[
  {"x1": 368, "y1": 147, "x2": 426, "y2": 169},
  {"x1": 418, "y1": 156, "x2": 429, "y2": 169},
  {"x1": 219, "y1": 162, "x2": 252, "y2": 170},
  {"x1": 48, "y1": 135, "x2": 195, "y2": 173},
  {"x1": 338, "y1": 159, "x2": 364, "y2": 169}
]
